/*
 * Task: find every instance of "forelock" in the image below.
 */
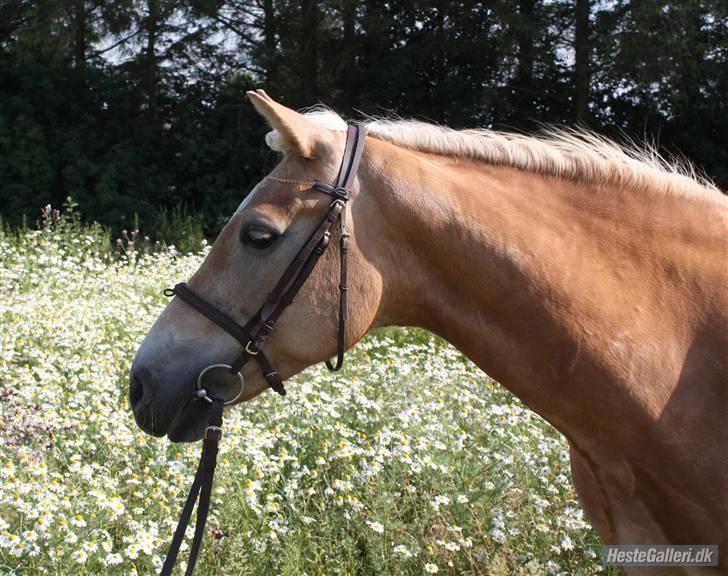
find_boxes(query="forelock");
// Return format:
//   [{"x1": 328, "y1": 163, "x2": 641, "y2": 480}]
[{"x1": 265, "y1": 107, "x2": 347, "y2": 152}]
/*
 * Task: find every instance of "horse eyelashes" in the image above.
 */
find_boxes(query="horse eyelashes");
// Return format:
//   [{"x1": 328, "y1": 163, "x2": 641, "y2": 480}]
[{"x1": 244, "y1": 227, "x2": 276, "y2": 248}]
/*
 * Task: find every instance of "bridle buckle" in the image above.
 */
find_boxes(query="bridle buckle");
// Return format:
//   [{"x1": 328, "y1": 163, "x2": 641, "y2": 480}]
[
  {"x1": 204, "y1": 425, "x2": 223, "y2": 440},
  {"x1": 244, "y1": 340, "x2": 259, "y2": 356}
]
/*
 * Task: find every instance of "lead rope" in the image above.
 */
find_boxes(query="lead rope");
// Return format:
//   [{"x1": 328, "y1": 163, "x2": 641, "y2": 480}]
[{"x1": 159, "y1": 399, "x2": 223, "y2": 576}]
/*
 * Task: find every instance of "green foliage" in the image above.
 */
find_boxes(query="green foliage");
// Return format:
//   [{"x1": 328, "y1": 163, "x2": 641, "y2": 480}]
[
  {"x1": 0, "y1": 0, "x2": 725, "y2": 238},
  {"x1": 591, "y1": 0, "x2": 728, "y2": 187},
  {"x1": 156, "y1": 204, "x2": 206, "y2": 255},
  {"x1": 33, "y1": 196, "x2": 111, "y2": 260},
  {"x1": 0, "y1": 226, "x2": 619, "y2": 575},
  {"x1": 0, "y1": 50, "x2": 267, "y2": 238}
]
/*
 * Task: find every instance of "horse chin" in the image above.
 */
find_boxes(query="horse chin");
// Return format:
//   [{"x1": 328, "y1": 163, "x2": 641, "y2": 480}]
[{"x1": 166, "y1": 398, "x2": 211, "y2": 443}]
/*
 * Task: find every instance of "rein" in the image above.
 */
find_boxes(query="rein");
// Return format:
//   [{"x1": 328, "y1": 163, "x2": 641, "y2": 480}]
[{"x1": 158, "y1": 125, "x2": 367, "y2": 576}]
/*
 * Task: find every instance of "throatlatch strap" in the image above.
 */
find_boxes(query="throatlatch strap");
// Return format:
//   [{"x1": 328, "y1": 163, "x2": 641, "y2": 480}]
[
  {"x1": 262, "y1": 199, "x2": 344, "y2": 309},
  {"x1": 245, "y1": 200, "x2": 344, "y2": 354},
  {"x1": 325, "y1": 202, "x2": 349, "y2": 372},
  {"x1": 160, "y1": 399, "x2": 224, "y2": 576},
  {"x1": 323, "y1": 125, "x2": 366, "y2": 371}
]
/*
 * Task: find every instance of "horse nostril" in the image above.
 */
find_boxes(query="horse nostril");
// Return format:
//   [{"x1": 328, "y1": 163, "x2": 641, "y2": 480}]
[{"x1": 129, "y1": 372, "x2": 144, "y2": 408}]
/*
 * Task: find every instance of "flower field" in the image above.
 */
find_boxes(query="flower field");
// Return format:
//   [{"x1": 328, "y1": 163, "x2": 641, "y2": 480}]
[{"x1": 0, "y1": 223, "x2": 612, "y2": 575}]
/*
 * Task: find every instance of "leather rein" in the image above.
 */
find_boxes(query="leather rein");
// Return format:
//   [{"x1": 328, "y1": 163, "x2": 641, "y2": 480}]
[{"x1": 159, "y1": 125, "x2": 367, "y2": 576}]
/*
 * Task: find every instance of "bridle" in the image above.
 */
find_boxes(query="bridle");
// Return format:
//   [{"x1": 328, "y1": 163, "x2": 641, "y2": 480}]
[{"x1": 159, "y1": 125, "x2": 367, "y2": 576}]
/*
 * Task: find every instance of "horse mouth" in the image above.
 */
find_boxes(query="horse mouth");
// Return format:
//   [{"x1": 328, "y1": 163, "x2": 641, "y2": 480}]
[
  {"x1": 166, "y1": 399, "x2": 211, "y2": 442},
  {"x1": 129, "y1": 365, "x2": 215, "y2": 442},
  {"x1": 131, "y1": 392, "x2": 210, "y2": 442}
]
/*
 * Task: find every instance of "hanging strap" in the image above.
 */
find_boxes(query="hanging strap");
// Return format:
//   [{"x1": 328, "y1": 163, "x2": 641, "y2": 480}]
[
  {"x1": 325, "y1": 203, "x2": 349, "y2": 372},
  {"x1": 321, "y1": 125, "x2": 366, "y2": 371},
  {"x1": 160, "y1": 399, "x2": 224, "y2": 576}
]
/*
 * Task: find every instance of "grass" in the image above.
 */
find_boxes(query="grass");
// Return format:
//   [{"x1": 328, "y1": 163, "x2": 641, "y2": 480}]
[{"x1": 0, "y1": 216, "x2": 615, "y2": 575}]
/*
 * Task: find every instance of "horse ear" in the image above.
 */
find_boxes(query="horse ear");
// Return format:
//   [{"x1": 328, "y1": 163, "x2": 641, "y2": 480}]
[{"x1": 246, "y1": 90, "x2": 320, "y2": 158}]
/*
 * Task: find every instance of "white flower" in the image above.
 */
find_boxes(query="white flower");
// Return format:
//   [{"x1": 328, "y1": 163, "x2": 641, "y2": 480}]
[
  {"x1": 424, "y1": 563, "x2": 439, "y2": 573},
  {"x1": 367, "y1": 521, "x2": 385, "y2": 534},
  {"x1": 22, "y1": 530, "x2": 38, "y2": 543},
  {"x1": 125, "y1": 544, "x2": 140, "y2": 560},
  {"x1": 491, "y1": 527, "x2": 506, "y2": 544},
  {"x1": 438, "y1": 540, "x2": 460, "y2": 552},
  {"x1": 561, "y1": 534, "x2": 574, "y2": 551},
  {"x1": 393, "y1": 544, "x2": 413, "y2": 558},
  {"x1": 105, "y1": 552, "x2": 123, "y2": 565},
  {"x1": 71, "y1": 549, "x2": 88, "y2": 564},
  {"x1": 107, "y1": 497, "x2": 125, "y2": 518},
  {"x1": 332, "y1": 478, "x2": 352, "y2": 491},
  {"x1": 546, "y1": 560, "x2": 561, "y2": 573},
  {"x1": 430, "y1": 495, "x2": 450, "y2": 511}
]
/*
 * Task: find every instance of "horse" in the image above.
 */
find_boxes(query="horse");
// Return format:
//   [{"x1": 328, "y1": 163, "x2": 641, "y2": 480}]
[{"x1": 130, "y1": 90, "x2": 728, "y2": 574}]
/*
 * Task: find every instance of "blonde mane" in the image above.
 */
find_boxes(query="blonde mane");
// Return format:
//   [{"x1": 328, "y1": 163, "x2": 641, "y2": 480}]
[{"x1": 266, "y1": 108, "x2": 722, "y2": 197}]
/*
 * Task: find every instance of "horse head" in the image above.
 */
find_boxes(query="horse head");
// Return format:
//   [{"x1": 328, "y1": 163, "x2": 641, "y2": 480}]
[{"x1": 129, "y1": 91, "x2": 383, "y2": 441}]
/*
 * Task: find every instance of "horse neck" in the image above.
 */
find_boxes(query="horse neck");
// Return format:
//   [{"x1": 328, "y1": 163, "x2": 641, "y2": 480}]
[{"x1": 358, "y1": 137, "x2": 722, "y2": 443}]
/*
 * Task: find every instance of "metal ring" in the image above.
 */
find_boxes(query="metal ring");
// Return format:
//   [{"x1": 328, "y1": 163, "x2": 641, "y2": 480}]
[{"x1": 195, "y1": 364, "x2": 245, "y2": 406}]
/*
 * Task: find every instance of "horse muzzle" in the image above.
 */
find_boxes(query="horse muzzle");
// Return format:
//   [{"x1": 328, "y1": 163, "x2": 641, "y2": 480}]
[{"x1": 129, "y1": 360, "x2": 245, "y2": 441}]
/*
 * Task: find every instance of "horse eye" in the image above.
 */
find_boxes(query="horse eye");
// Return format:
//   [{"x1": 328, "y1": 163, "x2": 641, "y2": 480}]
[{"x1": 244, "y1": 227, "x2": 277, "y2": 249}]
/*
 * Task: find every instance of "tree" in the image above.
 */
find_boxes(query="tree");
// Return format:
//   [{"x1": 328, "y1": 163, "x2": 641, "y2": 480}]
[
  {"x1": 0, "y1": 0, "x2": 724, "y2": 241},
  {"x1": 574, "y1": 0, "x2": 590, "y2": 122}
]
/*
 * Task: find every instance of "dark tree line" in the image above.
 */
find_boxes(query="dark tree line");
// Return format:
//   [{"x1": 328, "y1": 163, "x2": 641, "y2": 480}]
[{"x1": 1, "y1": 0, "x2": 726, "y2": 235}]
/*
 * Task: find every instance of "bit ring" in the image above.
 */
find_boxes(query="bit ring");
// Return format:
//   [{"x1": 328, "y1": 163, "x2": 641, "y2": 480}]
[{"x1": 195, "y1": 364, "x2": 244, "y2": 406}]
